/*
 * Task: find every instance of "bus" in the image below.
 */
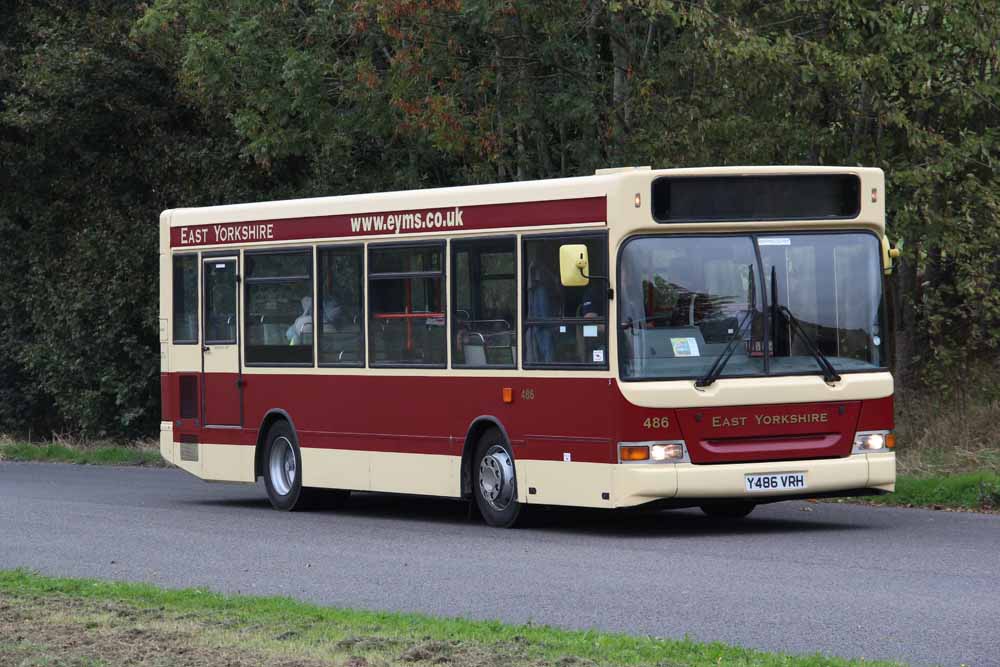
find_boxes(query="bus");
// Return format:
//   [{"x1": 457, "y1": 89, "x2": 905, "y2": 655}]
[{"x1": 159, "y1": 165, "x2": 897, "y2": 526}]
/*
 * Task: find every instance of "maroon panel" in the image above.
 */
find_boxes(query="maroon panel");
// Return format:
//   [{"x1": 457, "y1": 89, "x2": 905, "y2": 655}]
[
  {"x1": 203, "y1": 372, "x2": 242, "y2": 426},
  {"x1": 179, "y1": 375, "x2": 199, "y2": 419},
  {"x1": 164, "y1": 372, "x2": 613, "y2": 461},
  {"x1": 160, "y1": 374, "x2": 173, "y2": 421},
  {"x1": 857, "y1": 396, "x2": 894, "y2": 431},
  {"x1": 675, "y1": 401, "x2": 860, "y2": 464},
  {"x1": 301, "y1": 431, "x2": 456, "y2": 456},
  {"x1": 243, "y1": 374, "x2": 613, "y2": 461},
  {"x1": 162, "y1": 371, "x2": 892, "y2": 467},
  {"x1": 612, "y1": 391, "x2": 683, "y2": 444},
  {"x1": 170, "y1": 197, "x2": 607, "y2": 248},
  {"x1": 519, "y1": 438, "x2": 614, "y2": 464}
]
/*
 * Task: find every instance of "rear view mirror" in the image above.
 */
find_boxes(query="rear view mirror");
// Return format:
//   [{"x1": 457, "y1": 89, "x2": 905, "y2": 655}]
[
  {"x1": 559, "y1": 244, "x2": 590, "y2": 286},
  {"x1": 881, "y1": 236, "x2": 901, "y2": 275}
]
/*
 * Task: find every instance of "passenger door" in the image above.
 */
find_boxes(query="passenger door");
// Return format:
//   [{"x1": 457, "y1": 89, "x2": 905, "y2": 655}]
[{"x1": 201, "y1": 256, "x2": 242, "y2": 427}]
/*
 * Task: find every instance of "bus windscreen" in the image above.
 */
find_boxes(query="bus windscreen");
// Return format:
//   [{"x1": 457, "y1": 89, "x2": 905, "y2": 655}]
[{"x1": 652, "y1": 174, "x2": 860, "y2": 223}]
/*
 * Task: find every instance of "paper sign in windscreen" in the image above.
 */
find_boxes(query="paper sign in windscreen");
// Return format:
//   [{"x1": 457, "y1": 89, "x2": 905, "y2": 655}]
[{"x1": 670, "y1": 337, "x2": 700, "y2": 357}]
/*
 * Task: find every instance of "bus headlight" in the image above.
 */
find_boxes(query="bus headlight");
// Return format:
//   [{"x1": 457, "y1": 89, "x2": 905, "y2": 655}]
[
  {"x1": 852, "y1": 430, "x2": 894, "y2": 453},
  {"x1": 619, "y1": 441, "x2": 688, "y2": 464}
]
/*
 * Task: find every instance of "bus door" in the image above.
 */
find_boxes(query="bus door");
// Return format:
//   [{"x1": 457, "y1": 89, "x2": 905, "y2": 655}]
[{"x1": 201, "y1": 256, "x2": 242, "y2": 427}]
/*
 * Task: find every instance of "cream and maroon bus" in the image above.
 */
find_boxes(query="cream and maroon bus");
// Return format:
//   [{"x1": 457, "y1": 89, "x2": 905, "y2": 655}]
[{"x1": 159, "y1": 166, "x2": 897, "y2": 526}]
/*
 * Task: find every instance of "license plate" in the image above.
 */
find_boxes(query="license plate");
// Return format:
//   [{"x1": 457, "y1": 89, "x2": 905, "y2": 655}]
[{"x1": 745, "y1": 472, "x2": 806, "y2": 492}]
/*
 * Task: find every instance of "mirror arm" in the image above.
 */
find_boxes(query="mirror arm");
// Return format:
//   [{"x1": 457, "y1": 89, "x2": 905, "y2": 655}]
[{"x1": 578, "y1": 268, "x2": 613, "y2": 300}]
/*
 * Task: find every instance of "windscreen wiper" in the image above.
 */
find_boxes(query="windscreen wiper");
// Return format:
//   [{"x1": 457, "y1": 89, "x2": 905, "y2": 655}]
[
  {"x1": 696, "y1": 265, "x2": 756, "y2": 388},
  {"x1": 775, "y1": 305, "x2": 841, "y2": 383},
  {"x1": 694, "y1": 309, "x2": 755, "y2": 387}
]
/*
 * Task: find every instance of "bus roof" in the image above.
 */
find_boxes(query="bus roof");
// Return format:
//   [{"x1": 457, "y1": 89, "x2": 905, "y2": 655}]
[{"x1": 165, "y1": 165, "x2": 883, "y2": 228}]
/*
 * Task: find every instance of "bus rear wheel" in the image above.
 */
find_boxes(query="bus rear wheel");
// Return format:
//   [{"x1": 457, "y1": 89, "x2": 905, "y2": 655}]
[
  {"x1": 263, "y1": 420, "x2": 348, "y2": 511},
  {"x1": 472, "y1": 428, "x2": 521, "y2": 528},
  {"x1": 699, "y1": 502, "x2": 756, "y2": 519}
]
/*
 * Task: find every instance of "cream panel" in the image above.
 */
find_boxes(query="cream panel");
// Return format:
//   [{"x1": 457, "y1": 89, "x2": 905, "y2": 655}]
[
  {"x1": 537, "y1": 455, "x2": 887, "y2": 509},
  {"x1": 515, "y1": 460, "x2": 529, "y2": 502},
  {"x1": 673, "y1": 456, "x2": 870, "y2": 499},
  {"x1": 172, "y1": 447, "x2": 201, "y2": 478},
  {"x1": 612, "y1": 464, "x2": 678, "y2": 508},
  {"x1": 170, "y1": 345, "x2": 203, "y2": 373},
  {"x1": 200, "y1": 443, "x2": 255, "y2": 483},
  {"x1": 609, "y1": 166, "x2": 883, "y2": 237},
  {"x1": 159, "y1": 421, "x2": 174, "y2": 464},
  {"x1": 159, "y1": 211, "x2": 172, "y2": 322},
  {"x1": 525, "y1": 460, "x2": 614, "y2": 509},
  {"x1": 301, "y1": 448, "x2": 371, "y2": 491},
  {"x1": 239, "y1": 365, "x2": 609, "y2": 378},
  {"x1": 867, "y1": 452, "x2": 896, "y2": 491},
  {"x1": 168, "y1": 166, "x2": 882, "y2": 233},
  {"x1": 370, "y1": 452, "x2": 461, "y2": 497},
  {"x1": 619, "y1": 372, "x2": 893, "y2": 409}
]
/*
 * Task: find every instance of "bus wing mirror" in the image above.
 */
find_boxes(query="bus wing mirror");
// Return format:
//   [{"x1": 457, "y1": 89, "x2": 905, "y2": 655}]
[
  {"x1": 881, "y1": 236, "x2": 901, "y2": 275},
  {"x1": 559, "y1": 244, "x2": 590, "y2": 286}
]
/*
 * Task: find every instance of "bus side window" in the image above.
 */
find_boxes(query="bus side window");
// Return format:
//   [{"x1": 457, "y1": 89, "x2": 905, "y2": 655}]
[
  {"x1": 368, "y1": 243, "x2": 446, "y2": 367},
  {"x1": 172, "y1": 254, "x2": 198, "y2": 344},
  {"x1": 317, "y1": 246, "x2": 364, "y2": 366},
  {"x1": 244, "y1": 249, "x2": 314, "y2": 365},
  {"x1": 451, "y1": 237, "x2": 517, "y2": 368},
  {"x1": 522, "y1": 234, "x2": 608, "y2": 368}
]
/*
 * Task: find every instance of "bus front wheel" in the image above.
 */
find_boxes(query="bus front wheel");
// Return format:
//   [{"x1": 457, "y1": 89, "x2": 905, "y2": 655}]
[
  {"x1": 472, "y1": 429, "x2": 521, "y2": 528},
  {"x1": 699, "y1": 502, "x2": 756, "y2": 519}
]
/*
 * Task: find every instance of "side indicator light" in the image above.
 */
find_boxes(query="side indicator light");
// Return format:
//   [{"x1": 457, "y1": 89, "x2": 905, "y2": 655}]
[
  {"x1": 620, "y1": 446, "x2": 650, "y2": 461},
  {"x1": 886, "y1": 434, "x2": 896, "y2": 449},
  {"x1": 502, "y1": 387, "x2": 513, "y2": 403}
]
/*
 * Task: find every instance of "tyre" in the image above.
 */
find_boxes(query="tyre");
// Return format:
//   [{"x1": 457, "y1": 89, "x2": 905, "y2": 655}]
[
  {"x1": 262, "y1": 420, "x2": 348, "y2": 511},
  {"x1": 472, "y1": 428, "x2": 521, "y2": 528},
  {"x1": 699, "y1": 502, "x2": 756, "y2": 519}
]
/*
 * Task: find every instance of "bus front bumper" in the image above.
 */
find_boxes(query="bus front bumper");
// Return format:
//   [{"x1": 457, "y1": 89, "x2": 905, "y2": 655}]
[{"x1": 612, "y1": 452, "x2": 895, "y2": 508}]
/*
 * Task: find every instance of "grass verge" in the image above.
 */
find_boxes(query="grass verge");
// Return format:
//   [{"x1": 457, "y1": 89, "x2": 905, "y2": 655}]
[
  {"x1": 0, "y1": 569, "x2": 900, "y2": 667},
  {"x1": 0, "y1": 440, "x2": 164, "y2": 467},
  {"x1": 859, "y1": 471, "x2": 1000, "y2": 512}
]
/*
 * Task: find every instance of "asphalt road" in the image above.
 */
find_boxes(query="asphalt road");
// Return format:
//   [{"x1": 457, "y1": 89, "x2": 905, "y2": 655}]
[{"x1": 1, "y1": 462, "x2": 997, "y2": 666}]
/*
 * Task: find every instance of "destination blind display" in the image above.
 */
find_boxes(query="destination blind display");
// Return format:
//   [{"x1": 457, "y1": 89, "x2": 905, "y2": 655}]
[{"x1": 651, "y1": 174, "x2": 861, "y2": 223}]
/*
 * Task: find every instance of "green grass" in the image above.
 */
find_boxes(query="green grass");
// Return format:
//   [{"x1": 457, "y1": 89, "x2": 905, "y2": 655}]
[
  {"x1": 0, "y1": 569, "x2": 902, "y2": 667},
  {"x1": 0, "y1": 441, "x2": 164, "y2": 467},
  {"x1": 864, "y1": 472, "x2": 1000, "y2": 512}
]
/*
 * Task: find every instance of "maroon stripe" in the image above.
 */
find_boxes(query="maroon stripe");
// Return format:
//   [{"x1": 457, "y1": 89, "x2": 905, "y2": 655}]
[
  {"x1": 169, "y1": 196, "x2": 607, "y2": 248},
  {"x1": 165, "y1": 371, "x2": 892, "y2": 465}
]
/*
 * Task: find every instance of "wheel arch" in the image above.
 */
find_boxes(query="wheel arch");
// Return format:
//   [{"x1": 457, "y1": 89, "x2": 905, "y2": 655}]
[
  {"x1": 254, "y1": 409, "x2": 300, "y2": 479},
  {"x1": 460, "y1": 416, "x2": 512, "y2": 498}
]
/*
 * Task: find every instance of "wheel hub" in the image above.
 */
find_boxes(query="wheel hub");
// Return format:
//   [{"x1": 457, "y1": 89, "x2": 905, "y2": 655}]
[
  {"x1": 479, "y1": 445, "x2": 515, "y2": 512},
  {"x1": 269, "y1": 436, "x2": 296, "y2": 496}
]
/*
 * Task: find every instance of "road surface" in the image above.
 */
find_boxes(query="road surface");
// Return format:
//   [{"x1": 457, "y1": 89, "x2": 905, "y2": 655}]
[{"x1": 1, "y1": 462, "x2": 997, "y2": 666}]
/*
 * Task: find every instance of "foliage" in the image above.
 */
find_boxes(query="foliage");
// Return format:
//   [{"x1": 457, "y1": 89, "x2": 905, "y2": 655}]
[
  {"x1": 1, "y1": 0, "x2": 998, "y2": 437},
  {"x1": 0, "y1": 1, "x2": 281, "y2": 437}
]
